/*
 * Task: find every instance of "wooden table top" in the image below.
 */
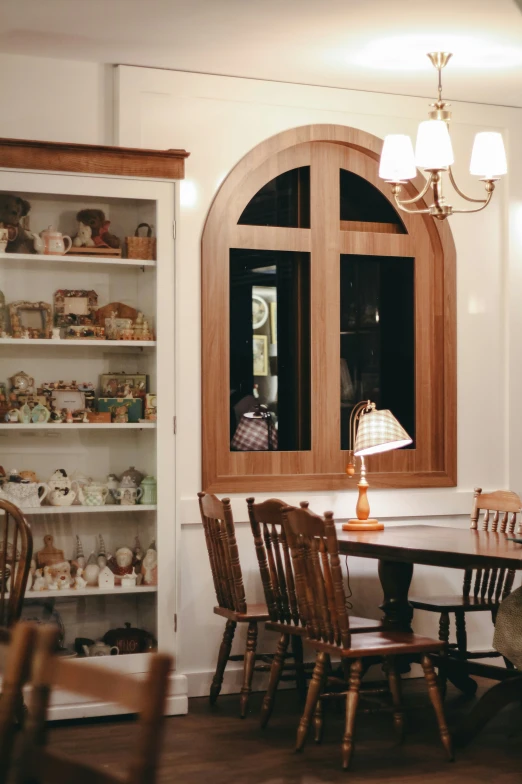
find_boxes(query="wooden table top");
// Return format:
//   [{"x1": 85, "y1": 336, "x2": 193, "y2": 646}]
[{"x1": 337, "y1": 525, "x2": 522, "y2": 570}]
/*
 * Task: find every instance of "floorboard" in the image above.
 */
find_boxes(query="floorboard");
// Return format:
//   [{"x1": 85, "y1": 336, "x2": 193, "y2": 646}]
[{"x1": 48, "y1": 678, "x2": 522, "y2": 783}]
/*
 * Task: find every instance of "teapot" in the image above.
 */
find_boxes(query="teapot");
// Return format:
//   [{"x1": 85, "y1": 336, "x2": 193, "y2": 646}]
[
  {"x1": 77, "y1": 482, "x2": 108, "y2": 506},
  {"x1": 114, "y1": 476, "x2": 143, "y2": 506},
  {"x1": 82, "y1": 640, "x2": 119, "y2": 657},
  {"x1": 34, "y1": 226, "x2": 72, "y2": 256},
  {"x1": 0, "y1": 481, "x2": 49, "y2": 508},
  {"x1": 48, "y1": 487, "x2": 77, "y2": 507}
]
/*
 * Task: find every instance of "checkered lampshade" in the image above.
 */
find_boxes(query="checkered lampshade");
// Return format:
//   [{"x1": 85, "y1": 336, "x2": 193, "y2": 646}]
[{"x1": 354, "y1": 409, "x2": 412, "y2": 457}]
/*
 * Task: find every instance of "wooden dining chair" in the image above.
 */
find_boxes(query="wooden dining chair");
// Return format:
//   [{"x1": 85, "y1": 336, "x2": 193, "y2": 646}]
[
  {"x1": 283, "y1": 504, "x2": 453, "y2": 770},
  {"x1": 247, "y1": 497, "x2": 382, "y2": 729},
  {"x1": 14, "y1": 625, "x2": 172, "y2": 784},
  {"x1": 199, "y1": 491, "x2": 273, "y2": 718},
  {"x1": 0, "y1": 500, "x2": 33, "y2": 627},
  {"x1": 410, "y1": 488, "x2": 522, "y2": 688},
  {"x1": 0, "y1": 623, "x2": 37, "y2": 784}
]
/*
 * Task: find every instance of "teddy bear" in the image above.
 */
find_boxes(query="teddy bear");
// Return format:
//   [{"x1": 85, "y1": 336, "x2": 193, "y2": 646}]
[
  {"x1": 73, "y1": 221, "x2": 95, "y2": 248},
  {"x1": 0, "y1": 193, "x2": 35, "y2": 253},
  {"x1": 75, "y1": 209, "x2": 120, "y2": 249}
]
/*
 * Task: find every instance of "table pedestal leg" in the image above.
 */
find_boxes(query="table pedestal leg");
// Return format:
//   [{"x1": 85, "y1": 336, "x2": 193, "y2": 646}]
[
  {"x1": 454, "y1": 675, "x2": 522, "y2": 747},
  {"x1": 378, "y1": 559, "x2": 414, "y2": 631}
]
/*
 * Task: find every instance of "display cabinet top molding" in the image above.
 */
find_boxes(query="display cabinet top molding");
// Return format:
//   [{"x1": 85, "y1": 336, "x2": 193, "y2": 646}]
[{"x1": 0, "y1": 137, "x2": 190, "y2": 180}]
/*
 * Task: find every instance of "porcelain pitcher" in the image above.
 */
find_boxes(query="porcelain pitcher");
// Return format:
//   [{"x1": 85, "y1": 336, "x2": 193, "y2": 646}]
[{"x1": 0, "y1": 481, "x2": 49, "y2": 508}]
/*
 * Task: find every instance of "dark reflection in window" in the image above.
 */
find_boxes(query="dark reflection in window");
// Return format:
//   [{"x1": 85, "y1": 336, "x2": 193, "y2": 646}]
[
  {"x1": 340, "y1": 169, "x2": 406, "y2": 231},
  {"x1": 238, "y1": 167, "x2": 310, "y2": 228},
  {"x1": 230, "y1": 249, "x2": 311, "y2": 451},
  {"x1": 340, "y1": 255, "x2": 415, "y2": 450}
]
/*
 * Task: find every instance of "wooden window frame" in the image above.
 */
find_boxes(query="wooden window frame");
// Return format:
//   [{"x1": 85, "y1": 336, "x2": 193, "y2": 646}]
[{"x1": 202, "y1": 125, "x2": 456, "y2": 493}]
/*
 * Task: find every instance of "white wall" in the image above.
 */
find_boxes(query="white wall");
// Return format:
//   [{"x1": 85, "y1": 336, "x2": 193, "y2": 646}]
[
  {"x1": 0, "y1": 54, "x2": 112, "y2": 144},
  {"x1": 115, "y1": 66, "x2": 522, "y2": 694}
]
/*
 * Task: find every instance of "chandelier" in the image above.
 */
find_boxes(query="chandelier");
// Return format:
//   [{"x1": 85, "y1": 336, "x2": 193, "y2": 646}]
[{"x1": 379, "y1": 52, "x2": 507, "y2": 220}]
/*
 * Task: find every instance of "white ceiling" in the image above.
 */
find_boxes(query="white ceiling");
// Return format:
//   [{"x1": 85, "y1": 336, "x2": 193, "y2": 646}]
[{"x1": 3, "y1": 0, "x2": 522, "y2": 107}]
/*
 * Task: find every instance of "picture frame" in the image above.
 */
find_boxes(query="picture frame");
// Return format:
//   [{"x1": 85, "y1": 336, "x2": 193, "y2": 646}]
[
  {"x1": 9, "y1": 300, "x2": 52, "y2": 338},
  {"x1": 253, "y1": 334, "x2": 268, "y2": 376},
  {"x1": 54, "y1": 289, "x2": 98, "y2": 327},
  {"x1": 252, "y1": 294, "x2": 269, "y2": 329},
  {"x1": 270, "y1": 301, "x2": 277, "y2": 344}
]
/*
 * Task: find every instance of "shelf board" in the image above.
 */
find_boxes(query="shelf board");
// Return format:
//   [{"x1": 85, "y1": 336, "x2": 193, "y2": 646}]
[
  {"x1": 19, "y1": 504, "x2": 157, "y2": 516},
  {"x1": 0, "y1": 422, "x2": 156, "y2": 430},
  {"x1": 0, "y1": 338, "x2": 156, "y2": 347},
  {"x1": 23, "y1": 585, "x2": 157, "y2": 599},
  {"x1": 0, "y1": 251, "x2": 156, "y2": 267}
]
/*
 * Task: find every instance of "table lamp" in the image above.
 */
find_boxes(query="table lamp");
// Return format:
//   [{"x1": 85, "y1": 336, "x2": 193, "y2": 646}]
[{"x1": 343, "y1": 400, "x2": 412, "y2": 532}]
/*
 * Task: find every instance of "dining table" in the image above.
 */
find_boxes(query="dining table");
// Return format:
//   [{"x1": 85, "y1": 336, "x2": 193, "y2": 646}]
[{"x1": 337, "y1": 524, "x2": 522, "y2": 746}]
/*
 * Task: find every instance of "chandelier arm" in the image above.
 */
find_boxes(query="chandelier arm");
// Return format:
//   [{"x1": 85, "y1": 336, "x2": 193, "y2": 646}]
[
  {"x1": 395, "y1": 175, "x2": 433, "y2": 205},
  {"x1": 452, "y1": 191, "x2": 494, "y2": 215},
  {"x1": 448, "y1": 167, "x2": 488, "y2": 204},
  {"x1": 392, "y1": 198, "x2": 431, "y2": 215}
]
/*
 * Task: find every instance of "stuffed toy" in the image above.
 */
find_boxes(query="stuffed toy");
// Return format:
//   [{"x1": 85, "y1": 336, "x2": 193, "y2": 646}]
[
  {"x1": 73, "y1": 221, "x2": 95, "y2": 247},
  {"x1": 0, "y1": 193, "x2": 35, "y2": 253},
  {"x1": 75, "y1": 209, "x2": 120, "y2": 249}
]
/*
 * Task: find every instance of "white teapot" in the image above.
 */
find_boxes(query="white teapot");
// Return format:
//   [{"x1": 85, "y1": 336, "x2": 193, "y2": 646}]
[
  {"x1": 0, "y1": 481, "x2": 49, "y2": 508},
  {"x1": 34, "y1": 226, "x2": 72, "y2": 256},
  {"x1": 48, "y1": 487, "x2": 77, "y2": 507},
  {"x1": 82, "y1": 640, "x2": 119, "y2": 657}
]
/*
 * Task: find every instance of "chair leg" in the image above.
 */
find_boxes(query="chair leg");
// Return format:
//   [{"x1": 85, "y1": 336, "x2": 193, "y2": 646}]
[
  {"x1": 438, "y1": 611, "x2": 450, "y2": 697},
  {"x1": 291, "y1": 634, "x2": 307, "y2": 704},
  {"x1": 260, "y1": 633, "x2": 289, "y2": 728},
  {"x1": 313, "y1": 697, "x2": 324, "y2": 744},
  {"x1": 210, "y1": 619, "x2": 236, "y2": 706},
  {"x1": 239, "y1": 621, "x2": 258, "y2": 718},
  {"x1": 386, "y1": 657, "x2": 405, "y2": 744},
  {"x1": 455, "y1": 610, "x2": 468, "y2": 659},
  {"x1": 341, "y1": 658, "x2": 362, "y2": 770},
  {"x1": 296, "y1": 651, "x2": 327, "y2": 753},
  {"x1": 420, "y1": 654, "x2": 454, "y2": 762}
]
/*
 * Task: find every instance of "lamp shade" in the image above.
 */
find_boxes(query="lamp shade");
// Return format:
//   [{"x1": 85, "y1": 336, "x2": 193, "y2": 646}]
[
  {"x1": 379, "y1": 134, "x2": 416, "y2": 182},
  {"x1": 415, "y1": 120, "x2": 454, "y2": 170},
  {"x1": 354, "y1": 409, "x2": 412, "y2": 457},
  {"x1": 469, "y1": 132, "x2": 507, "y2": 179}
]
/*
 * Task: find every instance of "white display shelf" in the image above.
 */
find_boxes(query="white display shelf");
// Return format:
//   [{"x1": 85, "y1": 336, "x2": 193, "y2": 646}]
[
  {"x1": 19, "y1": 505, "x2": 157, "y2": 516},
  {"x1": 0, "y1": 251, "x2": 156, "y2": 268},
  {"x1": 0, "y1": 422, "x2": 156, "y2": 430},
  {"x1": 0, "y1": 338, "x2": 156, "y2": 347},
  {"x1": 22, "y1": 585, "x2": 157, "y2": 599}
]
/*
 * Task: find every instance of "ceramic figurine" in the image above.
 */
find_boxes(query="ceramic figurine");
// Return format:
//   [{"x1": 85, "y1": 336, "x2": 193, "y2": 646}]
[
  {"x1": 121, "y1": 567, "x2": 138, "y2": 588},
  {"x1": 82, "y1": 640, "x2": 119, "y2": 657},
  {"x1": 77, "y1": 482, "x2": 108, "y2": 506},
  {"x1": 97, "y1": 534, "x2": 107, "y2": 568},
  {"x1": 20, "y1": 403, "x2": 32, "y2": 424},
  {"x1": 32, "y1": 568, "x2": 46, "y2": 591},
  {"x1": 141, "y1": 541, "x2": 158, "y2": 586},
  {"x1": 114, "y1": 476, "x2": 143, "y2": 506},
  {"x1": 98, "y1": 565, "x2": 115, "y2": 590},
  {"x1": 19, "y1": 470, "x2": 37, "y2": 483},
  {"x1": 120, "y1": 466, "x2": 145, "y2": 486},
  {"x1": 5, "y1": 409, "x2": 20, "y2": 423},
  {"x1": 72, "y1": 535, "x2": 86, "y2": 571},
  {"x1": 65, "y1": 409, "x2": 73, "y2": 424},
  {"x1": 106, "y1": 473, "x2": 119, "y2": 504},
  {"x1": 139, "y1": 476, "x2": 157, "y2": 505},
  {"x1": 31, "y1": 403, "x2": 50, "y2": 423},
  {"x1": 84, "y1": 552, "x2": 100, "y2": 586},
  {"x1": 48, "y1": 561, "x2": 73, "y2": 590},
  {"x1": 74, "y1": 567, "x2": 87, "y2": 590},
  {"x1": 52, "y1": 327, "x2": 61, "y2": 339},
  {"x1": 43, "y1": 566, "x2": 59, "y2": 590},
  {"x1": 107, "y1": 546, "x2": 134, "y2": 584},
  {"x1": 133, "y1": 536, "x2": 144, "y2": 563}
]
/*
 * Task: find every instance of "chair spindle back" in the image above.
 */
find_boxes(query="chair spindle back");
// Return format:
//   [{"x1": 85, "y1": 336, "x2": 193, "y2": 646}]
[
  {"x1": 247, "y1": 497, "x2": 302, "y2": 627},
  {"x1": 464, "y1": 488, "x2": 522, "y2": 602},
  {"x1": 198, "y1": 492, "x2": 247, "y2": 614},
  {"x1": 0, "y1": 501, "x2": 33, "y2": 628},
  {"x1": 283, "y1": 505, "x2": 351, "y2": 650}
]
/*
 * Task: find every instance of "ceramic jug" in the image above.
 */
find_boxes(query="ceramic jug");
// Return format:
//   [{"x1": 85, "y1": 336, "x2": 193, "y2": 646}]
[
  {"x1": 36, "y1": 226, "x2": 72, "y2": 256},
  {"x1": 139, "y1": 476, "x2": 157, "y2": 505},
  {"x1": 82, "y1": 640, "x2": 119, "y2": 657},
  {"x1": 0, "y1": 481, "x2": 49, "y2": 508},
  {"x1": 77, "y1": 482, "x2": 108, "y2": 506}
]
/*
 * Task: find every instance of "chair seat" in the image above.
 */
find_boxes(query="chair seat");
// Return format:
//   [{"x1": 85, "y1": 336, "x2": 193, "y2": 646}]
[
  {"x1": 214, "y1": 603, "x2": 269, "y2": 622},
  {"x1": 410, "y1": 594, "x2": 499, "y2": 612},
  {"x1": 266, "y1": 615, "x2": 381, "y2": 637},
  {"x1": 304, "y1": 630, "x2": 446, "y2": 659}
]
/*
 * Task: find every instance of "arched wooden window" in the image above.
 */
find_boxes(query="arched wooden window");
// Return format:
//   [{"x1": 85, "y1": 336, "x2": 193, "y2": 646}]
[{"x1": 202, "y1": 125, "x2": 456, "y2": 493}]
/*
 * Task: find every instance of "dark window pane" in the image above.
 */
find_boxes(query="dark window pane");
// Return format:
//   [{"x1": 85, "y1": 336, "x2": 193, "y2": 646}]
[
  {"x1": 340, "y1": 255, "x2": 414, "y2": 450},
  {"x1": 238, "y1": 167, "x2": 310, "y2": 228},
  {"x1": 230, "y1": 249, "x2": 311, "y2": 451},
  {"x1": 340, "y1": 169, "x2": 406, "y2": 231}
]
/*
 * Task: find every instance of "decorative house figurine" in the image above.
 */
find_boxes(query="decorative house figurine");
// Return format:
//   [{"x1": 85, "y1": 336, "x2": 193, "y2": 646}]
[
  {"x1": 121, "y1": 568, "x2": 138, "y2": 588},
  {"x1": 114, "y1": 476, "x2": 143, "y2": 505},
  {"x1": 98, "y1": 565, "x2": 115, "y2": 590}
]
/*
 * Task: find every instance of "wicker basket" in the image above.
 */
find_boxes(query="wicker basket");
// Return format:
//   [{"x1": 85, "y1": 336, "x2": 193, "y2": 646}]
[{"x1": 126, "y1": 223, "x2": 156, "y2": 260}]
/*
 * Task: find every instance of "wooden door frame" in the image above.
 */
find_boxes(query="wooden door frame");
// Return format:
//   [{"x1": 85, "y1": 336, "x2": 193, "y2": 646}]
[{"x1": 202, "y1": 124, "x2": 456, "y2": 492}]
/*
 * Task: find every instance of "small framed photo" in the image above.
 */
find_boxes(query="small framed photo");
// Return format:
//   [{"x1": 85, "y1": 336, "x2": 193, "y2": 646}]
[
  {"x1": 54, "y1": 289, "x2": 98, "y2": 327},
  {"x1": 253, "y1": 335, "x2": 268, "y2": 376}
]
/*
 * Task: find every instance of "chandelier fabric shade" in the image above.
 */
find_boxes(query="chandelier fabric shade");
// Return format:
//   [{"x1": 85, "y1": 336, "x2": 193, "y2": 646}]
[
  {"x1": 470, "y1": 131, "x2": 507, "y2": 180},
  {"x1": 415, "y1": 120, "x2": 454, "y2": 171},
  {"x1": 354, "y1": 409, "x2": 412, "y2": 457},
  {"x1": 379, "y1": 134, "x2": 416, "y2": 182}
]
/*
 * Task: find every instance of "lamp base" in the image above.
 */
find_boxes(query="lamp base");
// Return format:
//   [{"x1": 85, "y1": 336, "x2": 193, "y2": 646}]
[{"x1": 342, "y1": 519, "x2": 384, "y2": 532}]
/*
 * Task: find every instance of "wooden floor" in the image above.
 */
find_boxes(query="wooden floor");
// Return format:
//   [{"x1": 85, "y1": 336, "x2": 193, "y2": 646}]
[{"x1": 49, "y1": 679, "x2": 521, "y2": 783}]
